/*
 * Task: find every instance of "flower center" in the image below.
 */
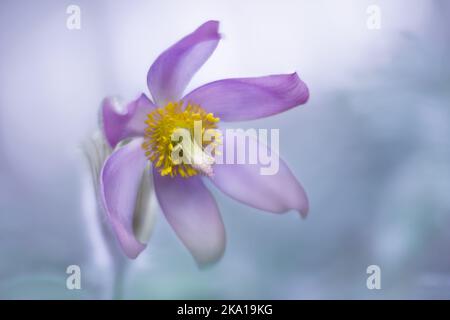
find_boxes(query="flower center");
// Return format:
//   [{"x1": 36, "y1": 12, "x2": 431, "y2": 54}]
[{"x1": 142, "y1": 101, "x2": 221, "y2": 178}]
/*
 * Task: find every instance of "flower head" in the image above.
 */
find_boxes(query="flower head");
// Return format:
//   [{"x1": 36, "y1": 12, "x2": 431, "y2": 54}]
[
  {"x1": 142, "y1": 101, "x2": 220, "y2": 178},
  {"x1": 99, "y1": 21, "x2": 309, "y2": 265}
]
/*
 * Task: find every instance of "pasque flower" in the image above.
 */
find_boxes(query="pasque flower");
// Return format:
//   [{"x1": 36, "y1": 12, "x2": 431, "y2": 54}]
[{"x1": 100, "y1": 21, "x2": 309, "y2": 265}]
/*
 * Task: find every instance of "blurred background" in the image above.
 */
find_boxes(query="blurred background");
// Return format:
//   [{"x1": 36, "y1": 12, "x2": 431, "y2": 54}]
[{"x1": 0, "y1": 0, "x2": 449, "y2": 299}]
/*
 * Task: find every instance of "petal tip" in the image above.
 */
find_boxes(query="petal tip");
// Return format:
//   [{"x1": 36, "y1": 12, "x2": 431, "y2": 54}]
[
  {"x1": 298, "y1": 206, "x2": 309, "y2": 219},
  {"x1": 121, "y1": 239, "x2": 146, "y2": 260},
  {"x1": 194, "y1": 20, "x2": 221, "y2": 41},
  {"x1": 191, "y1": 228, "x2": 226, "y2": 267},
  {"x1": 100, "y1": 191, "x2": 147, "y2": 260},
  {"x1": 295, "y1": 183, "x2": 309, "y2": 219},
  {"x1": 101, "y1": 97, "x2": 120, "y2": 147},
  {"x1": 202, "y1": 20, "x2": 220, "y2": 31},
  {"x1": 291, "y1": 72, "x2": 310, "y2": 106},
  {"x1": 194, "y1": 247, "x2": 226, "y2": 269},
  {"x1": 147, "y1": 20, "x2": 221, "y2": 105},
  {"x1": 101, "y1": 94, "x2": 154, "y2": 148}
]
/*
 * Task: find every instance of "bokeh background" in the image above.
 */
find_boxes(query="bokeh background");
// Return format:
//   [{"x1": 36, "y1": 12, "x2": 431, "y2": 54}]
[{"x1": 1, "y1": 0, "x2": 449, "y2": 299}]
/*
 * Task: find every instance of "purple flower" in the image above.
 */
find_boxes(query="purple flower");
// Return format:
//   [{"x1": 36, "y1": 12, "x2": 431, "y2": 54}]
[{"x1": 99, "y1": 21, "x2": 309, "y2": 265}]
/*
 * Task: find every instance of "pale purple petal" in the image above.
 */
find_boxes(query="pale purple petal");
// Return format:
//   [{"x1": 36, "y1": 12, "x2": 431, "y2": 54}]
[
  {"x1": 102, "y1": 94, "x2": 156, "y2": 148},
  {"x1": 100, "y1": 138, "x2": 148, "y2": 259},
  {"x1": 210, "y1": 133, "x2": 309, "y2": 217},
  {"x1": 147, "y1": 21, "x2": 221, "y2": 106},
  {"x1": 153, "y1": 172, "x2": 225, "y2": 266},
  {"x1": 183, "y1": 73, "x2": 309, "y2": 121}
]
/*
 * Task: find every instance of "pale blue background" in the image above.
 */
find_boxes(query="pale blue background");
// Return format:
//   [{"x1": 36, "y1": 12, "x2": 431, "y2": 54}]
[{"x1": 0, "y1": 0, "x2": 449, "y2": 299}]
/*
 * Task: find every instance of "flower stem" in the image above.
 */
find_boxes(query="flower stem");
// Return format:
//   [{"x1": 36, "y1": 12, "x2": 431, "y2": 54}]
[{"x1": 112, "y1": 260, "x2": 129, "y2": 300}]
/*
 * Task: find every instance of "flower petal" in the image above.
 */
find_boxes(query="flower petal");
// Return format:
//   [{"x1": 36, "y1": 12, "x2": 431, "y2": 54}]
[
  {"x1": 153, "y1": 172, "x2": 225, "y2": 266},
  {"x1": 102, "y1": 94, "x2": 156, "y2": 148},
  {"x1": 147, "y1": 20, "x2": 221, "y2": 106},
  {"x1": 133, "y1": 168, "x2": 158, "y2": 245},
  {"x1": 100, "y1": 138, "x2": 148, "y2": 259},
  {"x1": 210, "y1": 133, "x2": 309, "y2": 217},
  {"x1": 183, "y1": 73, "x2": 309, "y2": 121}
]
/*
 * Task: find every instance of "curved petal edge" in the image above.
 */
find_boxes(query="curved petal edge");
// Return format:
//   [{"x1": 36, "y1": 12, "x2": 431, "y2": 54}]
[
  {"x1": 210, "y1": 133, "x2": 309, "y2": 217},
  {"x1": 183, "y1": 72, "x2": 309, "y2": 121},
  {"x1": 102, "y1": 94, "x2": 156, "y2": 148},
  {"x1": 147, "y1": 20, "x2": 221, "y2": 106},
  {"x1": 99, "y1": 138, "x2": 148, "y2": 259},
  {"x1": 153, "y1": 172, "x2": 226, "y2": 266}
]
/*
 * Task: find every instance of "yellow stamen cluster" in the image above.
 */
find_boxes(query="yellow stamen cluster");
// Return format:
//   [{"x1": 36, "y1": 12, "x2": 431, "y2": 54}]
[{"x1": 142, "y1": 101, "x2": 220, "y2": 178}]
